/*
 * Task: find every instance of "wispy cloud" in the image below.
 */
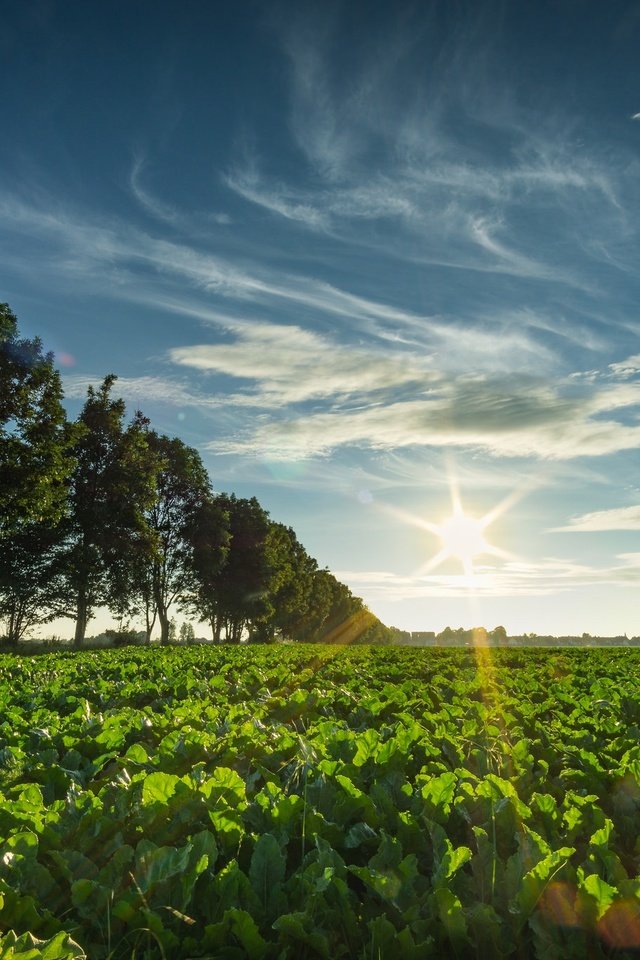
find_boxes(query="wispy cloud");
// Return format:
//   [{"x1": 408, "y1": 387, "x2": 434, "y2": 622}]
[
  {"x1": 169, "y1": 321, "x2": 438, "y2": 406},
  {"x1": 550, "y1": 505, "x2": 640, "y2": 533},
  {"x1": 204, "y1": 372, "x2": 640, "y2": 462},
  {"x1": 130, "y1": 156, "x2": 180, "y2": 224},
  {"x1": 236, "y1": 5, "x2": 628, "y2": 295},
  {"x1": 336, "y1": 552, "x2": 640, "y2": 602},
  {"x1": 609, "y1": 354, "x2": 640, "y2": 379},
  {"x1": 5, "y1": 187, "x2": 579, "y2": 370},
  {"x1": 225, "y1": 170, "x2": 330, "y2": 230},
  {"x1": 62, "y1": 373, "x2": 226, "y2": 410},
  {"x1": 0, "y1": 191, "x2": 431, "y2": 332}
]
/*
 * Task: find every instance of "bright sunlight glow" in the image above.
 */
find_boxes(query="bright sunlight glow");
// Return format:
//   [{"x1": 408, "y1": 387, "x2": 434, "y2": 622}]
[
  {"x1": 436, "y1": 512, "x2": 490, "y2": 568},
  {"x1": 380, "y1": 460, "x2": 535, "y2": 588}
]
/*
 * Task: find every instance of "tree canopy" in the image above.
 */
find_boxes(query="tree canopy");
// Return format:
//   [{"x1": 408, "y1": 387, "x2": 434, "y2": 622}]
[{"x1": 0, "y1": 305, "x2": 392, "y2": 648}]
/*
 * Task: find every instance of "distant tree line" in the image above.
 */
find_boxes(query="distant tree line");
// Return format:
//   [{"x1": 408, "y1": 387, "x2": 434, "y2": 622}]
[
  {"x1": 390, "y1": 626, "x2": 639, "y2": 647},
  {"x1": 0, "y1": 303, "x2": 392, "y2": 648}
]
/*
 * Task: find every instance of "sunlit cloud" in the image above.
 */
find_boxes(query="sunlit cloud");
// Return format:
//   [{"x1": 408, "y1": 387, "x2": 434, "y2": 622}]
[
  {"x1": 336, "y1": 552, "x2": 640, "y2": 601},
  {"x1": 170, "y1": 322, "x2": 438, "y2": 406},
  {"x1": 62, "y1": 374, "x2": 228, "y2": 411},
  {"x1": 609, "y1": 354, "x2": 640, "y2": 379},
  {"x1": 550, "y1": 505, "x2": 640, "y2": 533},
  {"x1": 205, "y1": 373, "x2": 640, "y2": 462}
]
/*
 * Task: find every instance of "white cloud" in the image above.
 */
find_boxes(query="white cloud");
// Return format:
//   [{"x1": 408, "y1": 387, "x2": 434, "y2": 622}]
[
  {"x1": 169, "y1": 322, "x2": 437, "y2": 406},
  {"x1": 62, "y1": 374, "x2": 225, "y2": 410},
  {"x1": 336, "y1": 552, "x2": 640, "y2": 602},
  {"x1": 130, "y1": 157, "x2": 179, "y2": 224},
  {"x1": 609, "y1": 354, "x2": 640, "y2": 379},
  {"x1": 225, "y1": 171, "x2": 329, "y2": 230},
  {"x1": 247, "y1": 7, "x2": 626, "y2": 296},
  {"x1": 204, "y1": 375, "x2": 640, "y2": 462},
  {"x1": 550, "y1": 505, "x2": 640, "y2": 533}
]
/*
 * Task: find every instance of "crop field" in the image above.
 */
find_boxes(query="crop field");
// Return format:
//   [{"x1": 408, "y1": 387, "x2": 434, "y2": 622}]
[{"x1": 0, "y1": 645, "x2": 638, "y2": 959}]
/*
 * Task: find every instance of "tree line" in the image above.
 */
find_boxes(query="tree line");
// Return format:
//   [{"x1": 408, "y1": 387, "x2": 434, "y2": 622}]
[{"x1": 0, "y1": 303, "x2": 392, "y2": 647}]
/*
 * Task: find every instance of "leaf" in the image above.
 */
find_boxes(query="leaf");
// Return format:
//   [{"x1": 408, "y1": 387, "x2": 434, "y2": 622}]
[
  {"x1": 209, "y1": 860, "x2": 261, "y2": 922},
  {"x1": 124, "y1": 743, "x2": 148, "y2": 765},
  {"x1": 273, "y1": 912, "x2": 331, "y2": 958},
  {"x1": 433, "y1": 838, "x2": 472, "y2": 889},
  {"x1": 0, "y1": 930, "x2": 86, "y2": 959},
  {"x1": 578, "y1": 873, "x2": 617, "y2": 922},
  {"x1": 421, "y1": 772, "x2": 457, "y2": 817},
  {"x1": 435, "y1": 888, "x2": 469, "y2": 947},
  {"x1": 223, "y1": 908, "x2": 267, "y2": 960},
  {"x1": 248, "y1": 833, "x2": 286, "y2": 919},
  {"x1": 141, "y1": 771, "x2": 180, "y2": 805},
  {"x1": 201, "y1": 767, "x2": 247, "y2": 806},
  {"x1": 134, "y1": 840, "x2": 192, "y2": 893},
  {"x1": 516, "y1": 847, "x2": 575, "y2": 921},
  {"x1": 352, "y1": 728, "x2": 380, "y2": 767},
  {"x1": 345, "y1": 822, "x2": 377, "y2": 849}
]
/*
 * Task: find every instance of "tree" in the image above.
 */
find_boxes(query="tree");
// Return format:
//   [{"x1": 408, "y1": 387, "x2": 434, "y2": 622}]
[
  {"x1": 250, "y1": 523, "x2": 318, "y2": 644},
  {"x1": 0, "y1": 304, "x2": 74, "y2": 644},
  {"x1": 490, "y1": 624, "x2": 508, "y2": 645},
  {"x1": 196, "y1": 495, "x2": 271, "y2": 643},
  {"x1": 0, "y1": 522, "x2": 61, "y2": 644},
  {"x1": 55, "y1": 376, "x2": 158, "y2": 646},
  {"x1": 144, "y1": 433, "x2": 215, "y2": 645},
  {"x1": 179, "y1": 621, "x2": 195, "y2": 644},
  {"x1": 187, "y1": 495, "x2": 230, "y2": 642},
  {"x1": 0, "y1": 303, "x2": 73, "y2": 536}
]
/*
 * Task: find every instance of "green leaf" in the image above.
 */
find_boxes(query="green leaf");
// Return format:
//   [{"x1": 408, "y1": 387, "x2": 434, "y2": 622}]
[
  {"x1": 248, "y1": 833, "x2": 286, "y2": 919},
  {"x1": 124, "y1": 743, "x2": 148, "y2": 765},
  {"x1": 141, "y1": 771, "x2": 180, "y2": 805},
  {"x1": 352, "y1": 728, "x2": 380, "y2": 767},
  {"x1": 223, "y1": 908, "x2": 267, "y2": 960},
  {"x1": 201, "y1": 767, "x2": 247, "y2": 806},
  {"x1": 516, "y1": 847, "x2": 574, "y2": 921},
  {"x1": 578, "y1": 873, "x2": 617, "y2": 922},
  {"x1": 0, "y1": 930, "x2": 86, "y2": 959},
  {"x1": 134, "y1": 840, "x2": 192, "y2": 893},
  {"x1": 435, "y1": 888, "x2": 469, "y2": 947},
  {"x1": 421, "y1": 772, "x2": 457, "y2": 817},
  {"x1": 433, "y1": 838, "x2": 472, "y2": 888},
  {"x1": 273, "y1": 912, "x2": 331, "y2": 958}
]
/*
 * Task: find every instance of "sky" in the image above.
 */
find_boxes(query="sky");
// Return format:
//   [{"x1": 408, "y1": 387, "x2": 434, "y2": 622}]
[{"x1": 2, "y1": 0, "x2": 640, "y2": 638}]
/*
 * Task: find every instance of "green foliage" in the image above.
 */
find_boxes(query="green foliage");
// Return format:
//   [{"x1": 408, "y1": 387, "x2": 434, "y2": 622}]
[
  {"x1": 52, "y1": 376, "x2": 160, "y2": 646},
  {"x1": 0, "y1": 646, "x2": 638, "y2": 957},
  {"x1": 0, "y1": 304, "x2": 73, "y2": 538},
  {"x1": 0, "y1": 303, "x2": 383, "y2": 649},
  {"x1": 143, "y1": 432, "x2": 215, "y2": 645},
  {"x1": 0, "y1": 305, "x2": 75, "y2": 644}
]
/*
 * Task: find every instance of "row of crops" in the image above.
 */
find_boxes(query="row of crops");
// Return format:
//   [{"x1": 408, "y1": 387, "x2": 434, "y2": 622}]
[{"x1": 0, "y1": 644, "x2": 638, "y2": 958}]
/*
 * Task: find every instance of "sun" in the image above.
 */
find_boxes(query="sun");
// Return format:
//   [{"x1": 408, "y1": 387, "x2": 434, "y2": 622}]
[
  {"x1": 380, "y1": 463, "x2": 530, "y2": 582},
  {"x1": 435, "y1": 511, "x2": 490, "y2": 573}
]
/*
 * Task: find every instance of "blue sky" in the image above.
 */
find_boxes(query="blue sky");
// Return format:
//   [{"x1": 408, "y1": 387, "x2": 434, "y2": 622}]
[{"x1": 2, "y1": 0, "x2": 640, "y2": 636}]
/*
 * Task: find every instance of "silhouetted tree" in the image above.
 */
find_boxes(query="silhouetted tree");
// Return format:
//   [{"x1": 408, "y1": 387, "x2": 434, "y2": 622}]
[
  {"x1": 54, "y1": 376, "x2": 158, "y2": 646},
  {"x1": 144, "y1": 433, "x2": 214, "y2": 645},
  {"x1": 0, "y1": 304, "x2": 74, "y2": 644}
]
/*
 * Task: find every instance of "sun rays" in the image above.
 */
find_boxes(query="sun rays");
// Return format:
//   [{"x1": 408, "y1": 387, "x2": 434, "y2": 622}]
[{"x1": 382, "y1": 467, "x2": 535, "y2": 587}]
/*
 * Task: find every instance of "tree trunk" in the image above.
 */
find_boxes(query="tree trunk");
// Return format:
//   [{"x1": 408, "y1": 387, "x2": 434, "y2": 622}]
[
  {"x1": 144, "y1": 601, "x2": 157, "y2": 644},
  {"x1": 74, "y1": 591, "x2": 88, "y2": 647},
  {"x1": 7, "y1": 602, "x2": 18, "y2": 646},
  {"x1": 158, "y1": 604, "x2": 170, "y2": 645}
]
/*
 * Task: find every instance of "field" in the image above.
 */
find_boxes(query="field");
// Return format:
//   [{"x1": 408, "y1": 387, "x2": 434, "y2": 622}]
[{"x1": 0, "y1": 645, "x2": 638, "y2": 959}]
